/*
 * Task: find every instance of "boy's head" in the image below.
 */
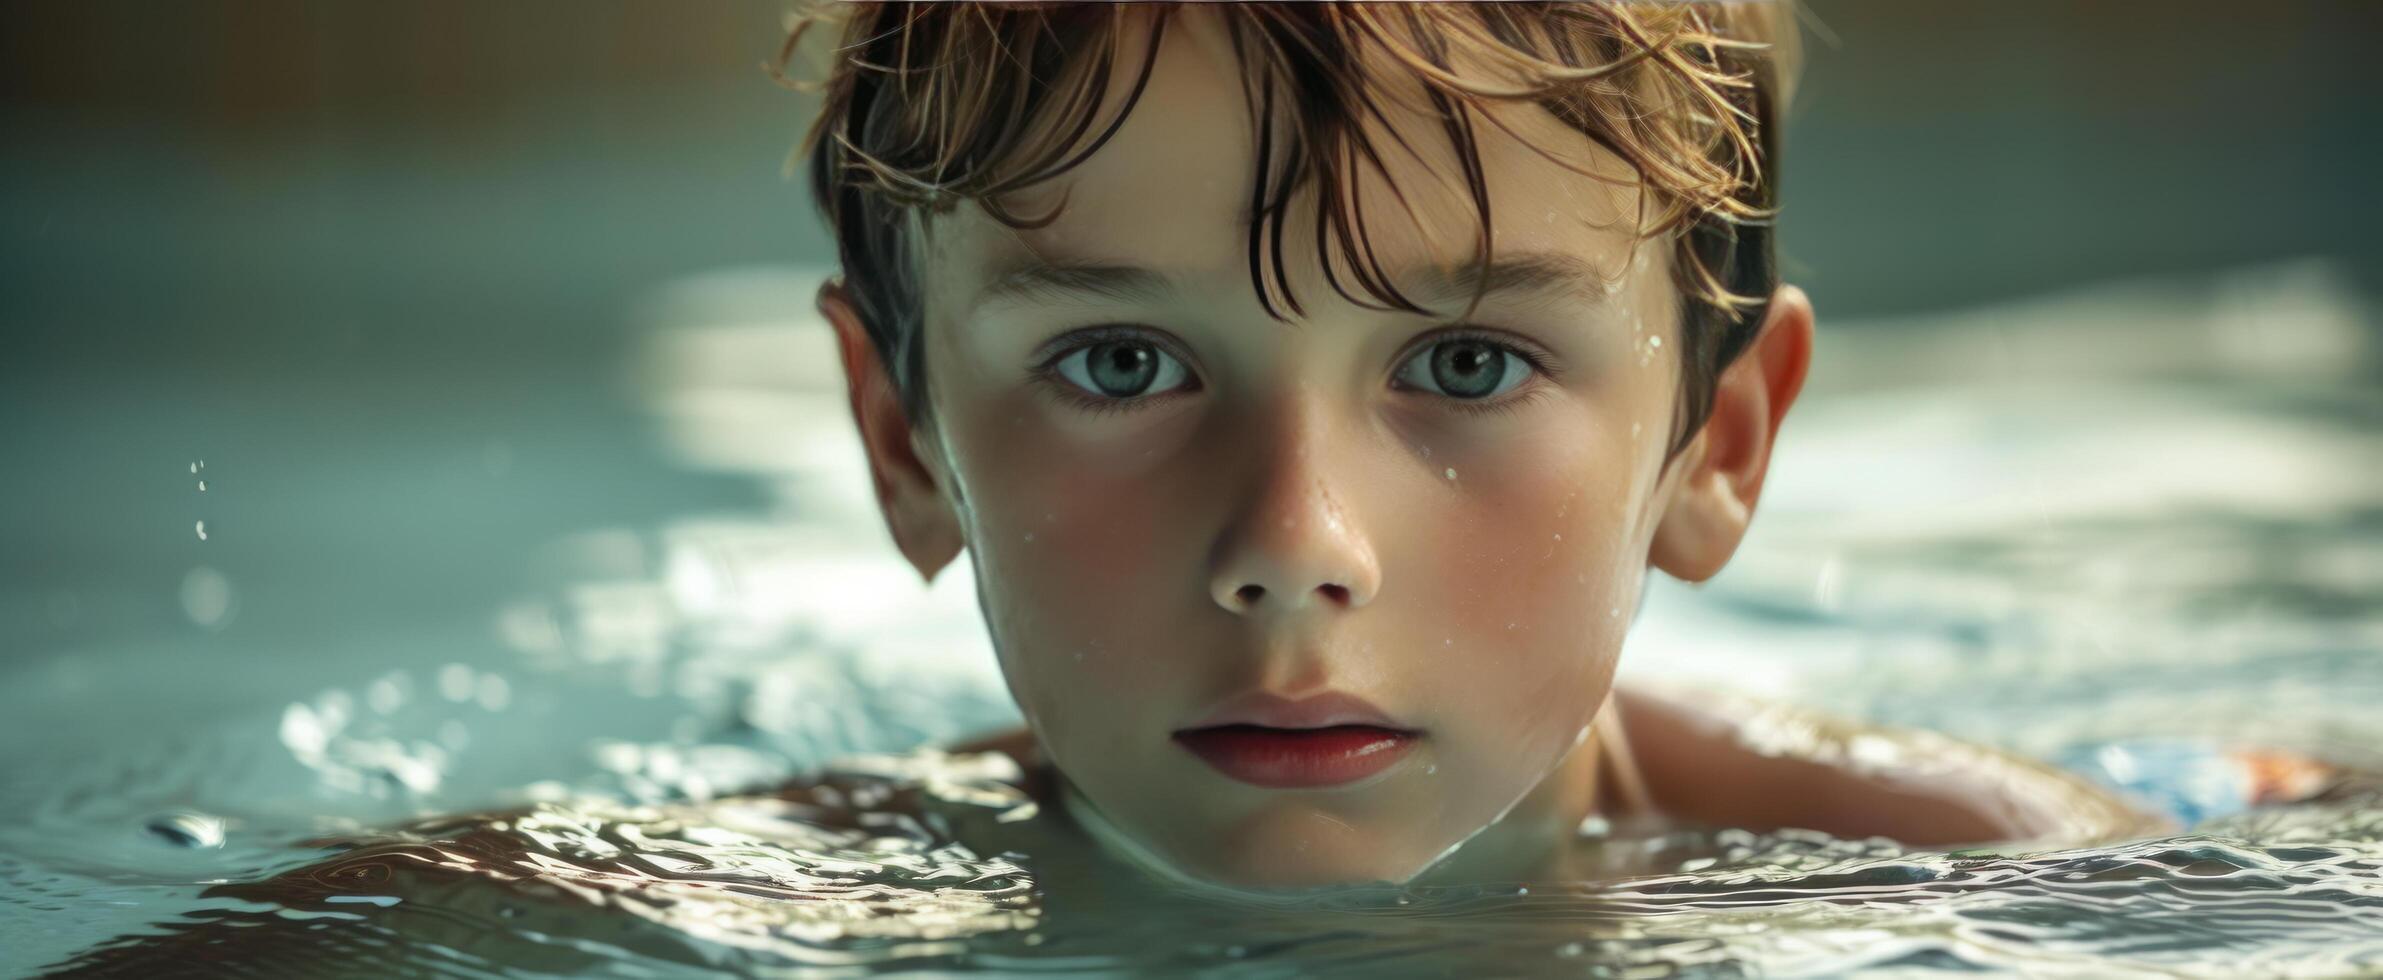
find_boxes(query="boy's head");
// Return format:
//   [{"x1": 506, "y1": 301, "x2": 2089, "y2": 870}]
[{"x1": 790, "y1": 2, "x2": 1811, "y2": 889}]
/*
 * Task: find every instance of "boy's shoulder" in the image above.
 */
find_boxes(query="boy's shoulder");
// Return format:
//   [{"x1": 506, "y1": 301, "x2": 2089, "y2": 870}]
[{"x1": 1613, "y1": 682, "x2": 2168, "y2": 847}]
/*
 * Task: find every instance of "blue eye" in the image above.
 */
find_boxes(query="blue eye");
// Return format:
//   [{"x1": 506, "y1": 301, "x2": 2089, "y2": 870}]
[
  {"x1": 1394, "y1": 337, "x2": 1534, "y2": 400},
  {"x1": 1051, "y1": 337, "x2": 1193, "y2": 401}
]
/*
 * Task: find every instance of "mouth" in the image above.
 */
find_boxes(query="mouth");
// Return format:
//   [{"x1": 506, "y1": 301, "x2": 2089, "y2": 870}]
[
  {"x1": 1172, "y1": 687, "x2": 1422, "y2": 789},
  {"x1": 1172, "y1": 724, "x2": 1420, "y2": 789}
]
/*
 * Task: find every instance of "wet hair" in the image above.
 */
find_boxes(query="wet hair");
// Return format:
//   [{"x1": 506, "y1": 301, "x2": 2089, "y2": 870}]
[{"x1": 775, "y1": 2, "x2": 1797, "y2": 456}]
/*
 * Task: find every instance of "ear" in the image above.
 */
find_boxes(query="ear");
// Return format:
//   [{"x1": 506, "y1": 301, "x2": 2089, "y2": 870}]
[
  {"x1": 1649, "y1": 285, "x2": 1815, "y2": 583},
  {"x1": 819, "y1": 280, "x2": 967, "y2": 584}
]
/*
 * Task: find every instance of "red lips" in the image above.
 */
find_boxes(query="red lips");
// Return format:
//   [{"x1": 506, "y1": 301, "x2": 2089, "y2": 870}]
[
  {"x1": 1174, "y1": 724, "x2": 1418, "y2": 788},
  {"x1": 1173, "y1": 690, "x2": 1420, "y2": 788}
]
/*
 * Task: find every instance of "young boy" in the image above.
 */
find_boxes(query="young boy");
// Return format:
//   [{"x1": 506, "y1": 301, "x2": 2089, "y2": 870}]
[{"x1": 794, "y1": 1, "x2": 2154, "y2": 891}]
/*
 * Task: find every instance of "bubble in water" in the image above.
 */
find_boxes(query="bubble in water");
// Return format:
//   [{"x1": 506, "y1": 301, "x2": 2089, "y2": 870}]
[
  {"x1": 196, "y1": 480, "x2": 206, "y2": 492},
  {"x1": 194, "y1": 520, "x2": 207, "y2": 541}
]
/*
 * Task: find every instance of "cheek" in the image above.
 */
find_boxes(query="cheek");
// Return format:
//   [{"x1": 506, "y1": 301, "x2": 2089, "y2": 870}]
[
  {"x1": 1420, "y1": 421, "x2": 1642, "y2": 734},
  {"x1": 945, "y1": 403, "x2": 1198, "y2": 727}
]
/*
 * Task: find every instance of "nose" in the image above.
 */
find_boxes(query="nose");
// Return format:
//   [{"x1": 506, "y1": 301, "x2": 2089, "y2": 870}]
[{"x1": 1208, "y1": 396, "x2": 1381, "y2": 618}]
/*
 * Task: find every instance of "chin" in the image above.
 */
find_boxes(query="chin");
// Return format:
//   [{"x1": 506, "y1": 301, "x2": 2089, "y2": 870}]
[{"x1": 1161, "y1": 810, "x2": 1439, "y2": 892}]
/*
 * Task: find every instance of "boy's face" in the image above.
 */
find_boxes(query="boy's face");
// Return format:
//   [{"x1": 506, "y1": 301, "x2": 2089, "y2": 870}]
[{"x1": 830, "y1": 12, "x2": 1796, "y2": 888}]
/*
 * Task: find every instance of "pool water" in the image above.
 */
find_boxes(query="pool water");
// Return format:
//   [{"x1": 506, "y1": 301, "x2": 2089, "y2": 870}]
[{"x1": 6, "y1": 263, "x2": 2379, "y2": 976}]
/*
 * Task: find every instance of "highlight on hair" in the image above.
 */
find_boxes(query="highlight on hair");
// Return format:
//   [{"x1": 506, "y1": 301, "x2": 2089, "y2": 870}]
[{"x1": 772, "y1": 2, "x2": 1798, "y2": 455}]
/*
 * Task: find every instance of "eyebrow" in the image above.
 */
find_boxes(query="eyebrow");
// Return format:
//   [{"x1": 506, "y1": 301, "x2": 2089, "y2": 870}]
[
  {"x1": 972, "y1": 259, "x2": 1178, "y2": 310},
  {"x1": 968, "y1": 250, "x2": 1613, "y2": 312}
]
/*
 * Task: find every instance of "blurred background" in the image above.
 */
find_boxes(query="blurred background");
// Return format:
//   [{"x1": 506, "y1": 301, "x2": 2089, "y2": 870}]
[{"x1": 2, "y1": 2, "x2": 2379, "y2": 970}]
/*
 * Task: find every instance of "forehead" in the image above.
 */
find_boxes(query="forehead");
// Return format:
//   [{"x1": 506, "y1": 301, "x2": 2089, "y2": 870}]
[{"x1": 922, "y1": 8, "x2": 1657, "y2": 316}]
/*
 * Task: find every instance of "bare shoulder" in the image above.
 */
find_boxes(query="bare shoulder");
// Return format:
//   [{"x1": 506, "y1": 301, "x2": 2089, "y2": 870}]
[{"x1": 1611, "y1": 682, "x2": 2169, "y2": 847}]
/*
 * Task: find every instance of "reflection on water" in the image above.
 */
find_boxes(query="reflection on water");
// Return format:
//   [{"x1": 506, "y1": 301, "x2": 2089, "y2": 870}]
[{"x1": 6, "y1": 261, "x2": 2380, "y2": 975}]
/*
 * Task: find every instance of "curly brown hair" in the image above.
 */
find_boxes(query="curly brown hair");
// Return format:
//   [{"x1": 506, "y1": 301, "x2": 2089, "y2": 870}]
[{"x1": 774, "y1": 2, "x2": 1798, "y2": 456}]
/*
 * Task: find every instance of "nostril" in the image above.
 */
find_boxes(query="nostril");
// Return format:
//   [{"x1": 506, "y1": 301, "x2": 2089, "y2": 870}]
[
  {"x1": 1235, "y1": 584, "x2": 1265, "y2": 606},
  {"x1": 1318, "y1": 583, "x2": 1349, "y2": 605}
]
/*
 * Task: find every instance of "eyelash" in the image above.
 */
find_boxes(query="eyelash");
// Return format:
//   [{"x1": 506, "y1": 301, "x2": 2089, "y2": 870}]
[
  {"x1": 1030, "y1": 325, "x2": 1201, "y2": 418},
  {"x1": 1393, "y1": 327, "x2": 1562, "y2": 419},
  {"x1": 1030, "y1": 325, "x2": 1558, "y2": 418}
]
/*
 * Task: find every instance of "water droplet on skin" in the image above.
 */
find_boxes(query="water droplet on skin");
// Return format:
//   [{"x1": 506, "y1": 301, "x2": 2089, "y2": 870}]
[
  {"x1": 1444, "y1": 467, "x2": 1457, "y2": 481},
  {"x1": 1649, "y1": 335, "x2": 1662, "y2": 349},
  {"x1": 1609, "y1": 607, "x2": 1620, "y2": 618},
  {"x1": 1553, "y1": 533, "x2": 1562, "y2": 541},
  {"x1": 1425, "y1": 764, "x2": 1437, "y2": 775},
  {"x1": 194, "y1": 521, "x2": 207, "y2": 541}
]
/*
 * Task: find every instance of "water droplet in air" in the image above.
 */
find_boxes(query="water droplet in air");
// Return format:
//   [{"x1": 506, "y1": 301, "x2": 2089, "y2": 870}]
[
  {"x1": 180, "y1": 566, "x2": 233, "y2": 628},
  {"x1": 196, "y1": 480, "x2": 206, "y2": 492},
  {"x1": 194, "y1": 521, "x2": 207, "y2": 541}
]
